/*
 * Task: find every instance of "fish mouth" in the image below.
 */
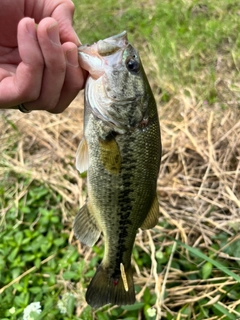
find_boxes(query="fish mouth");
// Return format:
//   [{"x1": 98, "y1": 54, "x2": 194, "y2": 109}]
[
  {"x1": 78, "y1": 31, "x2": 129, "y2": 79},
  {"x1": 97, "y1": 31, "x2": 128, "y2": 56},
  {"x1": 78, "y1": 31, "x2": 128, "y2": 56}
]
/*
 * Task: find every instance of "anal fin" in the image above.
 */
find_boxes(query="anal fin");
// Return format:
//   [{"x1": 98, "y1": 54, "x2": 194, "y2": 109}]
[
  {"x1": 73, "y1": 203, "x2": 101, "y2": 247},
  {"x1": 140, "y1": 195, "x2": 159, "y2": 230},
  {"x1": 76, "y1": 136, "x2": 89, "y2": 173}
]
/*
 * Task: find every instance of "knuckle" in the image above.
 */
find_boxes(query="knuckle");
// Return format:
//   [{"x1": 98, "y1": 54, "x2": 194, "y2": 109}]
[
  {"x1": 66, "y1": 1, "x2": 75, "y2": 13},
  {"x1": 49, "y1": 108, "x2": 63, "y2": 114},
  {"x1": 47, "y1": 60, "x2": 66, "y2": 75},
  {"x1": 71, "y1": 78, "x2": 85, "y2": 92},
  {"x1": 43, "y1": 97, "x2": 60, "y2": 111},
  {"x1": 27, "y1": 92, "x2": 40, "y2": 101},
  {"x1": 16, "y1": 85, "x2": 40, "y2": 103},
  {"x1": 56, "y1": 64, "x2": 66, "y2": 75}
]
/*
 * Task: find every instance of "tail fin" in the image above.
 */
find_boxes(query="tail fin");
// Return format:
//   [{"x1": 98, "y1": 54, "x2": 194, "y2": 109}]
[{"x1": 86, "y1": 264, "x2": 135, "y2": 308}]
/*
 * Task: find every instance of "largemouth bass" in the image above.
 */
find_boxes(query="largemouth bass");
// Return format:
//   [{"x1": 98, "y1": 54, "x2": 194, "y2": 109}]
[{"x1": 74, "y1": 31, "x2": 161, "y2": 308}]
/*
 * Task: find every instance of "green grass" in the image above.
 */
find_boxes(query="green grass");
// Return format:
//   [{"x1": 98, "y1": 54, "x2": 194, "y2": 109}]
[
  {"x1": 1, "y1": 0, "x2": 240, "y2": 319},
  {"x1": 0, "y1": 181, "x2": 240, "y2": 319},
  {"x1": 74, "y1": 0, "x2": 240, "y2": 104}
]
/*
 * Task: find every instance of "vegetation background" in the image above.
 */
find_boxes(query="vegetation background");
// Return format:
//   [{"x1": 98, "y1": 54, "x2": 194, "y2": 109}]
[{"x1": 0, "y1": 0, "x2": 240, "y2": 319}]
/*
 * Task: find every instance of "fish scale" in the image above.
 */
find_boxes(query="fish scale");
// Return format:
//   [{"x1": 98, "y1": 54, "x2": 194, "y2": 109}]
[{"x1": 74, "y1": 31, "x2": 161, "y2": 308}]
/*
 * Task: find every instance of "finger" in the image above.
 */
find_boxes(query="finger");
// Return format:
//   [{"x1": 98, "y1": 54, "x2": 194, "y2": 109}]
[
  {"x1": 49, "y1": 0, "x2": 81, "y2": 45},
  {"x1": 49, "y1": 42, "x2": 86, "y2": 113},
  {"x1": 0, "y1": 18, "x2": 44, "y2": 108},
  {"x1": 24, "y1": 18, "x2": 67, "y2": 111}
]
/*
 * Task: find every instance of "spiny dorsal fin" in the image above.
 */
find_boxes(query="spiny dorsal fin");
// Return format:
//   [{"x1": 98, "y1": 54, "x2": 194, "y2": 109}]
[
  {"x1": 76, "y1": 137, "x2": 89, "y2": 173},
  {"x1": 73, "y1": 203, "x2": 101, "y2": 247},
  {"x1": 140, "y1": 195, "x2": 159, "y2": 230},
  {"x1": 99, "y1": 137, "x2": 121, "y2": 175}
]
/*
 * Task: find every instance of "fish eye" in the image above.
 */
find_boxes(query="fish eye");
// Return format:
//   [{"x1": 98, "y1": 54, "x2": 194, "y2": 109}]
[{"x1": 126, "y1": 56, "x2": 140, "y2": 73}]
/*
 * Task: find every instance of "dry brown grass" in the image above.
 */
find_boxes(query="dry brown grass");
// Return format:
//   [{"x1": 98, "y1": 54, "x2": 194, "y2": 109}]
[
  {"x1": 145, "y1": 95, "x2": 240, "y2": 318},
  {"x1": 0, "y1": 76, "x2": 240, "y2": 318}
]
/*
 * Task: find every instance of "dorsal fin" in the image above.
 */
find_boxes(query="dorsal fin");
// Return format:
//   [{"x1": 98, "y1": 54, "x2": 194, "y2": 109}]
[{"x1": 140, "y1": 195, "x2": 159, "y2": 230}]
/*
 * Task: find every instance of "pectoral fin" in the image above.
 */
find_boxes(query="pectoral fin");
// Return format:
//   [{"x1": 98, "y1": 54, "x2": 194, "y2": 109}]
[
  {"x1": 141, "y1": 195, "x2": 159, "y2": 230},
  {"x1": 73, "y1": 203, "x2": 101, "y2": 247},
  {"x1": 76, "y1": 137, "x2": 89, "y2": 173},
  {"x1": 99, "y1": 137, "x2": 121, "y2": 174}
]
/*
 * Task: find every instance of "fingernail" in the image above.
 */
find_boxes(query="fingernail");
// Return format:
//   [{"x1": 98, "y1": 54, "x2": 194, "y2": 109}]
[
  {"x1": 74, "y1": 31, "x2": 82, "y2": 46},
  {"x1": 26, "y1": 19, "x2": 37, "y2": 39},
  {"x1": 47, "y1": 23, "x2": 60, "y2": 46},
  {"x1": 66, "y1": 47, "x2": 79, "y2": 67}
]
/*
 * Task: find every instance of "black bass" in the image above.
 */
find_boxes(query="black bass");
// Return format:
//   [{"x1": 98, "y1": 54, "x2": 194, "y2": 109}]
[{"x1": 74, "y1": 31, "x2": 161, "y2": 308}]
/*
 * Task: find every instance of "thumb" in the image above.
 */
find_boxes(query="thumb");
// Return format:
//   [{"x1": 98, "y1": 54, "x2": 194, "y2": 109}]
[{"x1": 51, "y1": 2, "x2": 81, "y2": 45}]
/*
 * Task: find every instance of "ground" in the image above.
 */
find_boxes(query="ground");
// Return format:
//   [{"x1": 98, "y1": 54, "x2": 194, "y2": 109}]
[{"x1": 0, "y1": 0, "x2": 240, "y2": 319}]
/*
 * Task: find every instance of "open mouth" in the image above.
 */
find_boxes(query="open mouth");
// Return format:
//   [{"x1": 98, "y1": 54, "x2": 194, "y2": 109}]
[{"x1": 78, "y1": 31, "x2": 130, "y2": 79}]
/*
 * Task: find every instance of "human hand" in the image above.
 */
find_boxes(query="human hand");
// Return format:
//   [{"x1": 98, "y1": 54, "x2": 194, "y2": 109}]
[{"x1": 0, "y1": 0, "x2": 85, "y2": 113}]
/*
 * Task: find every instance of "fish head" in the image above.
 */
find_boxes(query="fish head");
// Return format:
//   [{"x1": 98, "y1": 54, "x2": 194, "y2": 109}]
[
  {"x1": 78, "y1": 31, "x2": 152, "y2": 131},
  {"x1": 78, "y1": 31, "x2": 128, "y2": 79}
]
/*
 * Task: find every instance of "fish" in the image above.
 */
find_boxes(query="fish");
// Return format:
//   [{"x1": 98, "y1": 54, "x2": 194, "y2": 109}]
[{"x1": 74, "y1": 31, "x2": 161, "y2": 308}]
